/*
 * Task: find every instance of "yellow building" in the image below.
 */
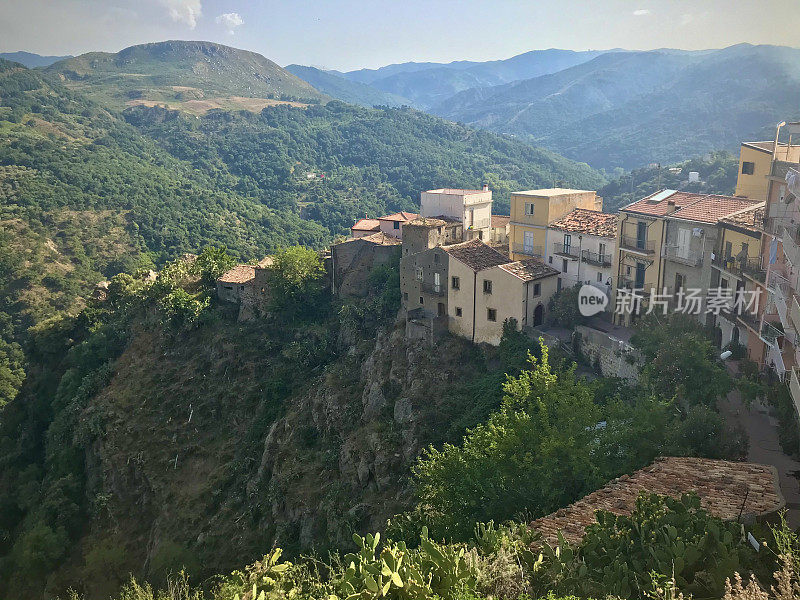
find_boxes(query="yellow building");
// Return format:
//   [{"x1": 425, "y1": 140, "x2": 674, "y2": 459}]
[
  {"x1": 735, "y1": 142, "x2": 777, "y2": 200},
  {"x1": 509, "y1": 188, "x2": 601, "y2": 261}
]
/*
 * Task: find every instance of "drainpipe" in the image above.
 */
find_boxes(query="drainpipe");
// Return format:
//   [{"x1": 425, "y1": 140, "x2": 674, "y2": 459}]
[{"x1": 472, "y1": 271, "x2": 477, "y2": 343}]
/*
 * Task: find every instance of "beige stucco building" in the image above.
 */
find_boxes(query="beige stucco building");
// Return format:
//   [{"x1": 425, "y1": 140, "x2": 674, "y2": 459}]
[
  {"x1": 509, "y1": 188, "x2": 602, "y2": 261},
  {"x1": 420, "y1": 186, "x2": 493, "y2": 241}
]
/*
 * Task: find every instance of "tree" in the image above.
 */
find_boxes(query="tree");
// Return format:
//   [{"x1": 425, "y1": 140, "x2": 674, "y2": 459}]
[
  {"x1": 546, "y1": 285, "x2": 586, "y2": 329},
  {"x1": 268, "y1": 247, "x2": 327, "y2": 317},
  {"x1": 411, "y1": 343, "x2": 604, "y2": 540}
]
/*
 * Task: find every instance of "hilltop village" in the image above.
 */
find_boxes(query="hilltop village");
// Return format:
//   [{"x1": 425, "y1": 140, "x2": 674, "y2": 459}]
[{"x1": 217, "y1": 121, "x2": 800, "y2": 392}]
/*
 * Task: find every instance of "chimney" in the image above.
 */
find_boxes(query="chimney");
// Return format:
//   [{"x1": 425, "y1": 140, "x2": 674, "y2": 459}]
[
  {"x1": 482, "y1": 183, "x2": 489, "y2": 192},
  {"x1": 666, "y1": 200, "x2": 679, "y2": 214}
]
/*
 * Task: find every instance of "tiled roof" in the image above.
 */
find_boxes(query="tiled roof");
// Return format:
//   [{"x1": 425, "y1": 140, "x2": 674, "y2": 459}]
[
  {"x1": 742, "y1": 141, "x2": 775, "y2": 153},
  {"x1": 513, "y1": 188, "x2": 596, "y2": 197},
  {"x1": 623, "y1": 190, "x2": 759, "y2": 223},
  {"x1": 350, "y1": 232, "x2": 402, "y2": 246},
  {"x1": 426, "y1": 188, "x2": 488, "y2": 195},
  {"x1": 530, "y1": 457, "x2": 783, "y2": 546},
  {"x1": 499, "y1": 259, "x2": 559, "y2": 281},
  {"x1": 406, "y1": 216, "x2": 461, "y2": 228},
  {"x1": 548, "y1": 208, "x2": 617, "y2": 238},
  {"x1": 491, "y1": 215, "x2": 511, "y2": 229},
  {"x1": 720, "y1": 203, "x2": 766, "y2": 233},
  {"x1": 377, "y1": 211, "x2": 419, "y2": 222},
  {"x1": 352, "y1": 218, "x2": 381, "y2": 231},
  {"x1": 218, "y1": 265, "x2": 256, "y2": 284},
  {"x1": 444, "y1": 239, "x2": 511, "y2": 271}
]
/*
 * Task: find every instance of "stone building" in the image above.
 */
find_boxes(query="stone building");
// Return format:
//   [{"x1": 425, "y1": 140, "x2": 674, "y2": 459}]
[{"x1": 331, "y1": 232, "x2": 402, "y2": 298}]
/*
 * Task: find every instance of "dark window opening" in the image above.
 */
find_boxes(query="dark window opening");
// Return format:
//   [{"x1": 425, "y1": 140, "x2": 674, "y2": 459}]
[
  {"x1": 741, "y1": 161, "x2": 755, "y2": 175},
  {"x1": 487, "y1": 308, "x2": 497, "y2": 321},
  {"x1": 483, "y1": 280, "x2": 492, "y2": 294}
]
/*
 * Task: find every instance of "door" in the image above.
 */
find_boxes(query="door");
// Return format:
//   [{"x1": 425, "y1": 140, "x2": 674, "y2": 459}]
[
  {"x1": 563, "y1": 234, "x2": 572, "y2": 255},
  {"x1": 636, "y1": 221, "x2": 648, "y2": 250},
  {"x1": 533, "y1": 304, "x2": 544, "y2": 327},
  {"x1": 677, "y1": 229, "x2": 691, "y2": 259},
  {"x1": 635, "y1": 262, "x2": 646, "y2": 288},
  {"x1": 437, "y1": 302, "x2": 445, "y2": 317},
  {"x1": 523, "y1": 230, "x2": 535, "y2": 254}
]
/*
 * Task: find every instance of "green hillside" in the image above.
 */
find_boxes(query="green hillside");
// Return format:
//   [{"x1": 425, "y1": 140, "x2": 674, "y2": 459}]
[
  {"x1": 285, "y1": 64, "x2": 412, "y2": 107},
  {"x1": 433, "y1": 44, "x2": 800, "y2": 169},
  {"x1": 45, "y1": 40, "x2": 329, "y2": 111}
]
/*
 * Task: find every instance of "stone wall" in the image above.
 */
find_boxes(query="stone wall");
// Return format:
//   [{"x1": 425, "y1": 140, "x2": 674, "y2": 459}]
[{"x1": 575, "y1": 324, "x2": 642, "y2": 383}]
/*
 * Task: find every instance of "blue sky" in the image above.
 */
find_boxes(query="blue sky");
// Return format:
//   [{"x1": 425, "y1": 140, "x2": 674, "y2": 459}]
[{"x1": 1, "y1": 0, "x2": 798, "y2": 71}]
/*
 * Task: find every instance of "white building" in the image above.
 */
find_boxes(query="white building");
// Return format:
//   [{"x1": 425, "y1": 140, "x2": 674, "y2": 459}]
[
  {"x1": 420, "y1": 186, "x2": 493, "y2": 242},
  {"x1": 545, "y1": 208, "x2": 618, "y2": 295}
]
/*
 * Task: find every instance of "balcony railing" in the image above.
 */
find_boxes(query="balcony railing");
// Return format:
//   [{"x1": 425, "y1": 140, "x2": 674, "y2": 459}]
[
  {"x1": 761, "y1": 320, "x2": 785, "y2": 348},
  {"x1": 663, "y1": 245, "x2": 703, "y2": 267},
  {"x1": 787, "y1": 167, "x2": 800, "y2": 198},
  {"x1": 621, "y1": 236, "x2": 655, "y2": 254},
  {"x1": 552, "y1": 242, "x2": 580, "y2": 258},
  {"x1": 512, "y1": 243, "x2": 543, "y2": 258},
  {"x1": 791, "y1": 368, "x2": 800, "y2": 419},
  {"x1": 421, "y1": 282, "x2": 445, "y2": 296},
  {"x1": 782, "y1": 227, "x2": 800, "y2": 269},
  {"x1": 468, "y1": 218, "x2": 490, "y2": 230},
  {"x1": 581, "y1": 250, "x2": 613, "y2": 267},
  {"x1": 712, "y1": 254, "x2": 766, "y2": 282}
]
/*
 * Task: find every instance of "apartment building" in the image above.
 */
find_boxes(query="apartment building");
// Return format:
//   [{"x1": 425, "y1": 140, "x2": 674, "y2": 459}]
[
  {"x1": 612, "y1": 190, "x2": 760, "y2": 325},
  {"x1": 420, "y1": 186, "x2": 493, "y2": 241},
  {"x1": 545, "y1": 208, "x2": 617, "y2": 296},
  {"x1": 509, "y1": 189, "x2": 602, "y2": 261}
]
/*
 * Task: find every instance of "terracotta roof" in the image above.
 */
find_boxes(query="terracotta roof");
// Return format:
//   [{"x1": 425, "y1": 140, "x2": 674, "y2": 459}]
[
  {"x1": 548, "y1": 208, "x2": 617, "y2": 238},
  {"x1": 218, "y1": 264, "x2": 256, "y2": 284},
  {"x1": 530, "y1": 457, "x2": 783, "y2": 546},
  {"x1": 499, "y1": 259, "x2": 559, "y2": 281},
  {"x1": 352, "y1": 218, "x2": 381, "y2": 232},
  {"x1": 742, "y1": 141, "x2": 775, "y2": 154},
  {"x1": 491, "y1": 215, "x2": 510, "y2": 229},
  {"x1": 623, "y1": 190, "x2": 759, "y2": 223},
  {"x1": 344, "y1": 232, "x2": 402, "y2": 246},
  {"x1": 406, "y1": 216, "x2": 461, "y2": 228},
  {"x1": 378, "y1": 211, "x2": 419, "y2": 222},
  {"x1": 444, "y1": 239, "x2": 511, "y2": 271},
  {"x1": 720, "y1": 202, "x2": 766, "y2": 233},
  {"x1": 426, "y1": 188, "x2": 488, "y2": 195}
]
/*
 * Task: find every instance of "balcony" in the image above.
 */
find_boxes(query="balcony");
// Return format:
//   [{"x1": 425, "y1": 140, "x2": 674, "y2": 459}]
[
  {"x1": 421, "y1": 282, "x2": 445, "y2": 296},
  {"x1": 787, "y1": 167, "x2": 800, "y2": 198},
  {"x1": 621, "y1": 236, "x2": 655, "y2": 254},
  {"x1": 552, "y1": 242, "x2": 580, "y2": 259},
  {"x1": 582, "y1": 250, "x2": 613, "y2": 267},
  {"x1": 782, "y1": 227, "x2": 800, "y2": 269},
  {"x1": 790, "y1": 295, "x2": 800, "y2": 336},
  {"x1": 512, "y1": 243, "x2": 543, "y2": 258},
  {"x1": 468, "y1": 218, "x2": 491, "y2": 230},
  {"x1": 663, "y1": 245, "x2": 703, "y2": 267},
  {"x1": 712, "y1": 254, "x2": 766, "y2": 282},
  {"x1": 760, "y1": 320, "x2": 785, "y2": 349}
]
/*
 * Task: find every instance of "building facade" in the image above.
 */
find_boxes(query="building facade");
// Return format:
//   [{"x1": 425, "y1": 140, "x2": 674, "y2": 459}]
[
  {"x1": 509, "y1": 188, "x2": 602, "y2": 261},
  {"x1": 420, "y1": 186, "x2": 493, "y2": 241}
]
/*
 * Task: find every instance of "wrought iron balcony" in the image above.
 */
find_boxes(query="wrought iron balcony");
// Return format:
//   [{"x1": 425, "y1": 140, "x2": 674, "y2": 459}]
[
  {"x1": 621, "y1": 236, "x2": 655, "y2": 254},
  {"x1": 581, "y1": 250, "x2": 613, "y2": 267},
  {"x1": 552, "y1": 242, "x2": 580, "y2": 258},
  {"x1": 512, "y1": 243, "x2": 543, "y2": 258},
  {"x1": 663, "y1": 245, "x2": 703, "y2": 267},
  {"x1": 712, "y1": 254, "x2": 765, "y2": 282}
]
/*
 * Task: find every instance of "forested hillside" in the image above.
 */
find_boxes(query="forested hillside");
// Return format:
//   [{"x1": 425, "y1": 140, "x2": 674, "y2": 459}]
[{"x1": 285, "y1": 65, "x2": 411, "y2": 108}]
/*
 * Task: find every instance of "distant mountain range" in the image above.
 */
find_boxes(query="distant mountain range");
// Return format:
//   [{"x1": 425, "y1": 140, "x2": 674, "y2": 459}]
[
  {"x1": 0, "y1": 51, "x2": 71, "y2": 68},
  {"x1": 44, "y1": 40, "x2": 327, "y2": 112},
  {"x1": 285, "y1": 64, "x2": 411, "y2": 107}
]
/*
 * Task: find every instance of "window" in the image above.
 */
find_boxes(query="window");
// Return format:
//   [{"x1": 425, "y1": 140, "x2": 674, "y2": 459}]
[
  {"x1": 597, "y1": 271, "x2": 603, "y2": 282},
  {"x1": 478, "y1": 230, "x2": 483, "y2": 240},
  {"x1": 742, "y1": 161, "x2": 755, "y2": 175},
  {"x1": 455, "y1": 307, "x2": 463, "y2": 317},
  {"x1": 563, "y1": 233, "x2": 572, "y2": 254},
  {"x1": 419, "y1": 296, "x2": 424, "y2": 305},
  {"x1": 393, "y1": 221, "x2": 400, "y2": 230},
  {"x1": 525, "y1": 202, "x2": 535, "y2": 216},
  {"x1": 599, "y1": 242, "x2": 606, "y2": 257},
  {"x1": 487, "y1": 308, "x2": 497, "y2": 321},
  {"x1": 451, "y1": 276, "x2": 460, "y2": 290},
  {"x1": 626, "y1": 266, "x2": 631, "y2": 276},
  {"x1": 534, "y1": 283, "x2": 541, "y2": 296},
  {"x1": 403, "y1": 292, "x2": 408, "y2": 301},
  {"x1": 562, "y1": 259, "x2": 568, "y2": 273},
  {"x1": 675, "y1": 273, "x2": 685, "y2": 292},
  {"x1": 434, "y1": 253, "x2": 439, "y2": 263},
  {"x1": 434, "y1": 272, "x2": 441, "y2": 293},
  {"x1": 548, "y1": 256, "x2": 553, "y2": 264},
  {"x1": 483, "y1": 279, "x2": 492, "y2": 294},
  {"x1": 721, "y1": 278, "x2": 729, "y2": 290},
  {"x1": 415, "y1": 266, "x2": 423, "y2": 281},
  {"x1": 557, "y1": 277, "x2": 562, "y2": 292},
  {"x1": 523, "y1": 230, "x2": 535, "y2": 255},
  {"x1": 741, "y1": 242, "x2": 749, "y2": 257},
  {"x1": 240, "y1": 285, "x2": 245, "y2": 291},
  {"x1": 636, "y1": 221, "x2": 648, "y2": 250}
]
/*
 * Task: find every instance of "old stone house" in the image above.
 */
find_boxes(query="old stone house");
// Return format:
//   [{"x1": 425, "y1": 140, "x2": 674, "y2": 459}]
[{"x1": 331, "y1": 232, "x2": 402, "y2": 298}]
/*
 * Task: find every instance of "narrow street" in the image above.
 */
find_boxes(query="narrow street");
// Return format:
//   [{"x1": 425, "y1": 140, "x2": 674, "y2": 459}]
[{"x1": 719, "y1": 361, "x2": 800, "y2": 528}]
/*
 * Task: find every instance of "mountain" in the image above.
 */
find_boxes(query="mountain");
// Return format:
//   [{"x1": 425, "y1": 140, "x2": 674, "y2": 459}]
[
  {"x1": 339, "y1": 49, "x2": 607, "y2": 109},
  {"x1": 0, "y1": 50, "x2": 71, "y2": 67},
  {"x1": 45, "y1": 40, "x2": 328, "y2": 112},
  {"x1": 432, "y1": 44, "x2": 800, "y2": 169},
  {"x1": 285, "y1": 64, "x2": 411, "y2": 107}
]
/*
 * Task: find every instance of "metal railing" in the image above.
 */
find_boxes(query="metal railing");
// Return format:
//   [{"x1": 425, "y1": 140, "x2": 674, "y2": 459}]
[
  {"x1": 621, "y1": 236, "x2": 655, "y2": 253},
  {"x1": 469, "y1": 218, "x2": 491, "y2": 230},
  {"x1": 712, "y1": 254, "x2": 766, "y2": 282},
  {"x1": 512, "y1": 243, "x2": 543, "y2": 258},
  {"x1": 581, "y1": 250, "x2": 613, "y2": 267},
  {"x1": 782, "y1": 226, "x2": 800, "y2": 269},
  {"x1": 663, "y1": 245, "x2": 703, "y2": 267},
  {"x1": 552, "y1": 242, "x2": 580, "y2": 258}
]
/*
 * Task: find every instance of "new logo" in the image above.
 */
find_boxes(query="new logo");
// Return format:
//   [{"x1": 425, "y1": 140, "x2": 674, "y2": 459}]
[{"x1": 578, "y1": 284, "x2": 608, "y2": 317}]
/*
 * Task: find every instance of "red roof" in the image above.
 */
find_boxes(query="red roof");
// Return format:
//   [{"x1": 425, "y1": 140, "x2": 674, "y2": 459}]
[
  {"x1": 491, "y1": 215, "x2": 510, "y2": 228},
  {"x1": 351, "y1": 218, "x2": 381, "y2": 231},
  {"x1": 377, "y1": 211, "x2": 419, "y2": 222},
  {"x1": 623, "y1": 190, "x2": 759, "y2": 223},
  {"x1": 218, "y1": 265, "x2": 256, "y2": 284},
  {"x1": 549, "y1": 208, "x2": 617, "y2": 238}
]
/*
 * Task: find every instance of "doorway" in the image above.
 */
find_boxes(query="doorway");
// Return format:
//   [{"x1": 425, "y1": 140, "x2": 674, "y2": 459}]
[{"x1": 533, "y1": 303, "x2": 544, "y2": 327}]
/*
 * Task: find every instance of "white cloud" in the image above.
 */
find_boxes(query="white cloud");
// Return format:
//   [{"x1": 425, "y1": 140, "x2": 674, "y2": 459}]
[
  {"x1": 216, "y1": 12, "x2": 244, "y2": 35},
  {"x1": 680, "y1": 13, "x2": 694, "y2": 26},
  {"x1": 632, "y1": 9, "x2": 651, "y2": 16},
  {"x1": 159, "y1": 0, "x2": 202, "y2": 29}
]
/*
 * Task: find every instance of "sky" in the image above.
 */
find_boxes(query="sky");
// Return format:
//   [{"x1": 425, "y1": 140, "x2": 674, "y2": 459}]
[{"x1": 0, "y1": 0, "x2": 798, "y2": 71}]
